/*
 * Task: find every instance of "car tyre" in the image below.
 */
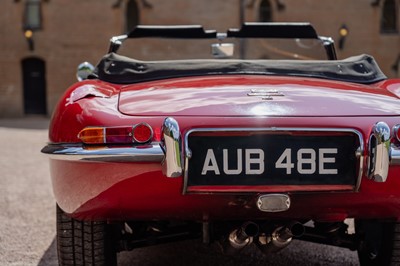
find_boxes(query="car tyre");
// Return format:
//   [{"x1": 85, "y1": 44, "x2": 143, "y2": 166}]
[
  {"x1": 356, "y1": 219, "x2": 400, "y2": 266},
  {"x1": 56, "y1": 204, "x2": 117, "y2": 266}
]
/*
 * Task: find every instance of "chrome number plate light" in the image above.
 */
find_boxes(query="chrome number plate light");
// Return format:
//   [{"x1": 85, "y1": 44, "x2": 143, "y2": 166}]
[{"x1": 257, "y1": 194, "x2": 291, "y2": 213}]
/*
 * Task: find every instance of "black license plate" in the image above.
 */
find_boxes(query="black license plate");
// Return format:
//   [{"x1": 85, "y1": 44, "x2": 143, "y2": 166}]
[{"x1": 187, "y1": 134, "x2": 358, "y2": 187}]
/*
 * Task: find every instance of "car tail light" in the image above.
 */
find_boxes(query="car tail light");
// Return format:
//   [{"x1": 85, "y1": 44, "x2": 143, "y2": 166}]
[
  {"x1": 132, "y1": 123, "x2": 153, "y2": 143},
  {"x1": 78, "y1": 123, "x2": 153, "y2": 144}
]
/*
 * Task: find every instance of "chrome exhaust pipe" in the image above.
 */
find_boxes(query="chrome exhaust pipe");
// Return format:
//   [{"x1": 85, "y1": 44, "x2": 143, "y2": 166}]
[
  {"x1": 223, "y1": 221, "x2": 259, "y2": 254},
  {"x1": 257, "y1": 221, "x2": 304, "y2": 254}
]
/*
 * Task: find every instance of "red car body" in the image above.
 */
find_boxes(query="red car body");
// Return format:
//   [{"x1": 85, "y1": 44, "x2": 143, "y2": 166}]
[{"x1": 42, "y1": 23, "x2": 400, "y2": 265}]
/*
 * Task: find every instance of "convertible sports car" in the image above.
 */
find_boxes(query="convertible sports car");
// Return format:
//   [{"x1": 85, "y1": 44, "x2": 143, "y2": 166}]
[{"x1": 42, "y1": 23, "x2": 400, "y2": 265}]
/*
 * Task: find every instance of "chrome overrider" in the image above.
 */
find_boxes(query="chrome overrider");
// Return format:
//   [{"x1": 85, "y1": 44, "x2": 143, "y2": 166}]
[
  {"x1": 368, "y1": 122, "x2": 391, "y2": 182},
  {"x1": 161, "y1": 117, "x2": 183, "y2": 177}
]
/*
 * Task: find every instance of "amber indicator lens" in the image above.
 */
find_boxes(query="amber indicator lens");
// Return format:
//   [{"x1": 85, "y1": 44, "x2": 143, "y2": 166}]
[
  {"x1": 133, "y1": 123, "x2": 153, "y2": 143},
  {"x1": 78, "y1": 127, "x2": 105, "y2": 144}
]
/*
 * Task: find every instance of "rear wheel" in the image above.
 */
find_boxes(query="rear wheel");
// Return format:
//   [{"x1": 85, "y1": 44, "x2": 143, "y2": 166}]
[
  {"x1": 356, "y1": 219, "x2": 400, "y2": 266},
  {"x1": 56, "y1": 204, "x2": 117, "y2": 266}
]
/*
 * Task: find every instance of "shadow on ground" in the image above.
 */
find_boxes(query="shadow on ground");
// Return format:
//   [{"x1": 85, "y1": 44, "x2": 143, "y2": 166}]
[
  {"x1": 38, "y1": 238, "x2": 57, "y2": 266},
  {"x1": 37, "y1": 237, "x2": 359, "y2": 266}
]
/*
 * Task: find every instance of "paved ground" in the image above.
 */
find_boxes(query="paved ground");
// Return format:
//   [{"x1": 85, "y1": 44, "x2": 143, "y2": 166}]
[
  {"x1": 0, "y1": 118, "x2": 359, "y2": 265},
  {"x1": 0, "y1": 118, "x2": 57, "y2": 266}
]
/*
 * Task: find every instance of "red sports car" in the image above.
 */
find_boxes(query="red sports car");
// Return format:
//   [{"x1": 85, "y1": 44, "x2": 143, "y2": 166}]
[{"x1": 42, "y1": 23, "x2": 400, "y2": 265}]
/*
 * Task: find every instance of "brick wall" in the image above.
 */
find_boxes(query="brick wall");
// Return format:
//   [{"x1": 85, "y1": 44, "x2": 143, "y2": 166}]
[{"x1": 0, "y1": 0, "x2": 398, "y2": 117}]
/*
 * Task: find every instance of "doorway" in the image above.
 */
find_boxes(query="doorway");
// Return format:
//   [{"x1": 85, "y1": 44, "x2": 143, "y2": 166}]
[{"x1": 21, "y1": 57, "x2": 47, "y2": 115}]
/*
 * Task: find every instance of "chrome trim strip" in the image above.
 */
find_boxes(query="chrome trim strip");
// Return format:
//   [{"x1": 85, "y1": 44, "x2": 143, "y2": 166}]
[
  {"x1": 41, "y1": 143, "x2": 164, "y2": 163},
  {"x1": 393, "y1": 124, "x2": 400, "y2": 141},
  {"x1": 183, "y1": 127, "x2": 364, "y2": 194},
  {"x1": 390, "y1": 144, "x2": 400, "y2": 165}
]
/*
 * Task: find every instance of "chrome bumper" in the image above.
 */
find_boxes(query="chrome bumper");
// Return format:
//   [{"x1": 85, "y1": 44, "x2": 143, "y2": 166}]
[
  {"x1": 41, "y1": 143, "x2": 164, "y2": 163},
  {"x1": 41, "y1": 143, "x2": 400, "y2": 164},
  {"x1": 41, "y1": 119, "x2": 400, "y2": 184}
]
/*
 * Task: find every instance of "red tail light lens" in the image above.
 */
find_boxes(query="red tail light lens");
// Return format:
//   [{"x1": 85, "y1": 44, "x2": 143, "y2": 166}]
[
  {"x1": 105, "y1": 127, "x2": 133, "y2": 143},
  {"x1": 133, "y1": 123, "x2": 153, "y2": 143}
]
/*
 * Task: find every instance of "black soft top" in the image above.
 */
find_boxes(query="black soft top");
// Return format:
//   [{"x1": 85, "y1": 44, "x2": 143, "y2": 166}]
[{"x1": 92, "y1": 53, "x2": 387, "y2": 85}]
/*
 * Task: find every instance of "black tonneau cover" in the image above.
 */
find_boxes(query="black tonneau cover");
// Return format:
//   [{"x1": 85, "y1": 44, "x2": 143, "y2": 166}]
[{"x1": 92, "y1": 53, "x2": 386, "y2": 85}]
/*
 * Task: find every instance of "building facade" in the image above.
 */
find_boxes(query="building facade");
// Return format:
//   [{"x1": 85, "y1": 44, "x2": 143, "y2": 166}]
[{"x1": 0, "y1": 0, "x2": 399, "y2": 117}]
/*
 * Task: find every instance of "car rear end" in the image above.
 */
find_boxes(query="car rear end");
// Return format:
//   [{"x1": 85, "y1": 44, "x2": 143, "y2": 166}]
[{"x1": 42, "y1": 24, "x2": 400, "y2": 266}]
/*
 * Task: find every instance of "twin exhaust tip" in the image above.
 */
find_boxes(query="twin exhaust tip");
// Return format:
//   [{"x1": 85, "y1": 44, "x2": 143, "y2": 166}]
[
  {"x1": 227, "y1": 222, "x2": 259, "y2": 251},
  {"x1": 224, "y1": 221, "x2": 304, "y2": 255}
]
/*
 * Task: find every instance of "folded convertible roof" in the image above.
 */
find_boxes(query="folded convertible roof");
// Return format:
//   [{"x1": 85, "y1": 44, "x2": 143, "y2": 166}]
[{"x1": 92, "y1": 53, "x2": 386, "y2": 85}]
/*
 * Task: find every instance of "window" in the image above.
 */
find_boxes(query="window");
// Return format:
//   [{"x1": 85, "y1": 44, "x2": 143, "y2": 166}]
[
  {"x1": 24, "y1": 0, "x2": 42, "y2": 30},
  {"x1": 259, "y1": 0, "x2": 273, "y2": 22},
  {"x1": 126, "y1": 0, "x2": 139, "y2": 33},
  {"x1": 381, "y1": 0, "x2": 398, "y2": 33}
]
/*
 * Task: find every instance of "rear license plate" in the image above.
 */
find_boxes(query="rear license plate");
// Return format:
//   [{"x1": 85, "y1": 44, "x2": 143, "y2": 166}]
[{"x1": 187, "y1": 133, "x2": 358, "y2": 187}]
